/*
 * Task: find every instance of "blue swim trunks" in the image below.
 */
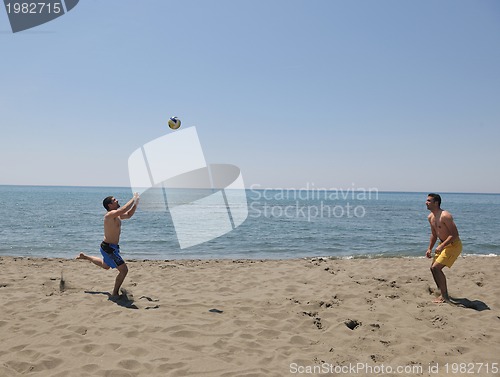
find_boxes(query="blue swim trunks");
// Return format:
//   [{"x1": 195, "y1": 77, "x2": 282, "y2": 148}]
[{"x1": 100, "y1": 241, "x2": 125, "y2": 268}]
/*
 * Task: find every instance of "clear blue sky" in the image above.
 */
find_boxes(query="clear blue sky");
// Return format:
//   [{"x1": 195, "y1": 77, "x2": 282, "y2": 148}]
[{"x1": 1, "y1": 0, "x2": 499, "y2": 193}]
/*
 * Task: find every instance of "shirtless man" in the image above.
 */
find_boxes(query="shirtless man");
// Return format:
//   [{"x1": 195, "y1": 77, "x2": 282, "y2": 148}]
[
  {"x1": 425, "y1": 193, "x2": 462, "y2": 303},
  {"x1": 77, "y1": 193, "x2": 140, "y2": 297}
]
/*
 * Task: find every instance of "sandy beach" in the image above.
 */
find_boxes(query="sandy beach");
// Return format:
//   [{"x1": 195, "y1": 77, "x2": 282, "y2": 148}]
[{"x1": 0, "y1": 255, "x2": 499, "y2": 377}]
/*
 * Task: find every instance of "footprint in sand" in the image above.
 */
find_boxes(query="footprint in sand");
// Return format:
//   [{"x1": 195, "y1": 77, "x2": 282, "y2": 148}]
[
  {"x1": 109, "y1": 290, "x2": 160, "y2": 309},
  {"x1": 139, "y1": 295, "x2": 159, "y2": 302},
  {"x1": 120, "y1": 288, "x2": 134, "y2": 302},
  {"x1": 139, "y1": 296, "x2": 160, "y2": 310}
]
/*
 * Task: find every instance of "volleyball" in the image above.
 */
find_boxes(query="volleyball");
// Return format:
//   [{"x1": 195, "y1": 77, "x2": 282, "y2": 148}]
[{"x1": 168, "y1": 116, "x2": 181, "y2": 130}]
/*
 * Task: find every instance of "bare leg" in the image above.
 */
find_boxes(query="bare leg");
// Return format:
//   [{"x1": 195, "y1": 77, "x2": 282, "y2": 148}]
[
  {"x1": 112, "y1": 263, "x2": 129, "y2": 297},
  {"x1": 430, "y1": 262, "x2": 448, "y2": 303},
  {"x1": 76, "y1": 253, "x2": 110, "y2": 270}
]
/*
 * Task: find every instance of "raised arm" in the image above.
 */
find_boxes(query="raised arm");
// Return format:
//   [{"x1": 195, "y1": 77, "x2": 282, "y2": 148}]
[
  {"x1": 120, "y1": 193, "x2": 140, "y2": 219},
  {"x1": 106, "y1": 193, "x2": 140, "y2": 220}
]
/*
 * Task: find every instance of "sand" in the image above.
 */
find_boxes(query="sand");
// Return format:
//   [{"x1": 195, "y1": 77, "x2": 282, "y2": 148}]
[{"x1": 0, "y1": 255, "x2": 499, "y2": 377}]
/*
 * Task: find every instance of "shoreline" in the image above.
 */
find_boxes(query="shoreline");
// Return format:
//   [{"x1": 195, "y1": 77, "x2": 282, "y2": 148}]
[
  {"x1": 1, "y1": 255, "x2": 499, "y2": 376},
  {"x1": 1, "y1": 252, "x2": 498, "y2": 263}
]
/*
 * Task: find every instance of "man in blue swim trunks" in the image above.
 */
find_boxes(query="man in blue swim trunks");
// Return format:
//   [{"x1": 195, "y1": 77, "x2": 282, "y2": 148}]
[{"x1": 77, "y1": 193, "x2": 140, "y2": 298}]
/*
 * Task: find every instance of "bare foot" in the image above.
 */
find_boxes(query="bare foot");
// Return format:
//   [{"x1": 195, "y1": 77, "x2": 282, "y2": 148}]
[
  {"x1": 432, "y1": 296, "x2": 447, "y2": 304},
  {"x1": 76, "y1": 253, "x2": 88, "y2": 260}
]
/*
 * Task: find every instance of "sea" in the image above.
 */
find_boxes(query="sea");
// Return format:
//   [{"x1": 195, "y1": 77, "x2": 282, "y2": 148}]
[{"x1": 0, "y1": 185, "x2": 499, "y2": 260}]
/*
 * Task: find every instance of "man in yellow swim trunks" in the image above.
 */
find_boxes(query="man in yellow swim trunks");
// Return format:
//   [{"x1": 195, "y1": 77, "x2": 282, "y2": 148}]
[{"x1": 425, "y1": 193, "x2": 462, "y2": 303}]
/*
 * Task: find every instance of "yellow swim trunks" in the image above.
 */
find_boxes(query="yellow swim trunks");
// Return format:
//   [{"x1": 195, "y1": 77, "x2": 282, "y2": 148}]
[{"x1": 434, "y1": 238, "x2": 462, "y2": 268}]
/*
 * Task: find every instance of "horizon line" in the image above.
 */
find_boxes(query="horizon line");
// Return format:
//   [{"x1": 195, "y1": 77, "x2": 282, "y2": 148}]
[{"x1": 0, "y1": 183, "x2": 499, "y2": 195}]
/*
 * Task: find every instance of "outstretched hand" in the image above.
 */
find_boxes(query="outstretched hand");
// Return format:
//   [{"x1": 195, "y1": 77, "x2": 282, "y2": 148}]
[{"x1": 133, "y1": 192, "x2": 140, "y2": 206}]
